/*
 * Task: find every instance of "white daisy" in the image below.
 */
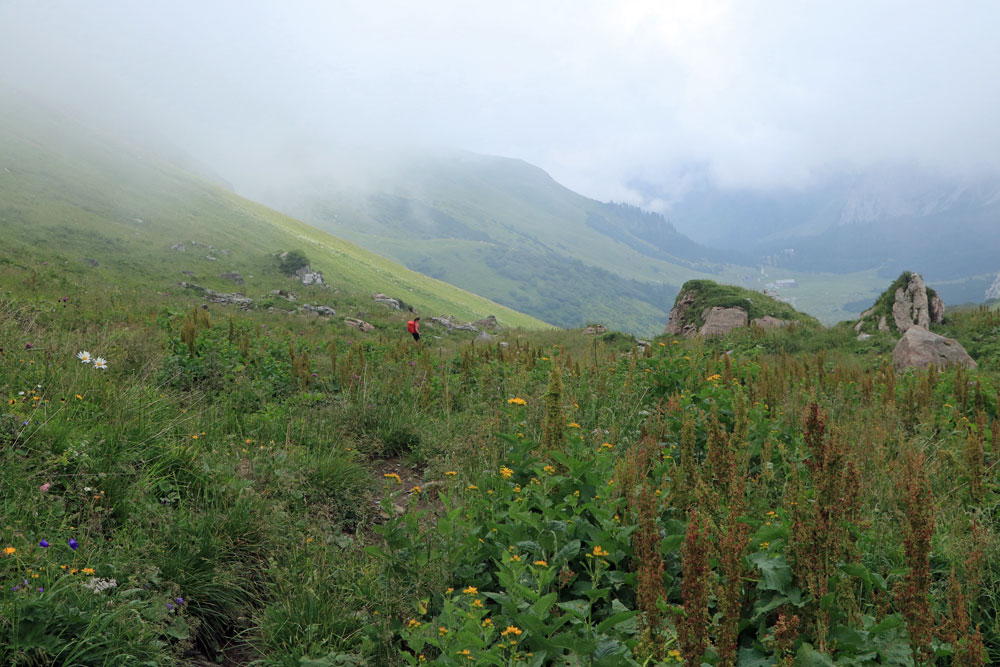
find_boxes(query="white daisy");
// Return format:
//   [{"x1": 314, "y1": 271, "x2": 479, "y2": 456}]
[
  {"x1": 93, "y1": 357, "x2": 108, "y2": 370},
  {"x1": 76, "y1": 351, "x2": 92, "y2": 364}
]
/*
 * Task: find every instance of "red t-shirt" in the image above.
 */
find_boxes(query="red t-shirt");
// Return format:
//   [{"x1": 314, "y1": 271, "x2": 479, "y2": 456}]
[{"x1": 407, "y1": 320, "x2": 418, "y2": 333}]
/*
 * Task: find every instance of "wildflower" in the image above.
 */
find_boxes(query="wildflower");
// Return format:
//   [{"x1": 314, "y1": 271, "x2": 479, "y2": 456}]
[
  {"x1": 445, "y1": 587, "x2": 454, "y2": 594},
  {"x1": 471, "y1": 598, "x2": 484, "y2": 608},
  {"x1": 507, "y1": 397, "x2": 527, "y2": 406},
  {"x1": 467, "y1": 484, "x2": 478, "y2": 490},
  {"x1": 481, "y1": 617, "x2": 493, "y2": 627},
  {"x1": 462, "y1": 586, "x2": 478, "y2": 595},
  {"x1": 407, "y1": 619, "x2": 422, "y2": 628},
  {"x1": 40, "y1": 483, "x2": 51, "y2": 492},
  {"x1": 93, "y1": 357, "x2": 108, "y2": 370},
  {"x1": 543, "y1": 465, "x2": 555, "y2": 474},
  {"x1": 659, "y1": 342, "x2": 666, "y2": 346},
  {"x1": 568, "y1": 422, "x2": 581, "y2": 428},
  {"x1": 706, "y1": 374, "x2": 722, "y2": 382},
  {"x1": 501, "y1": 625, "x2": 523, "y2": 637},
  {"x1": 509, "y1": 553, "x2": 521, "y2": 562},
  {"x1": 445, "y1": 471, "x2": 457, "y2": 476},
  {"x1": 39, "y1": 540, "x2": 49, "y2": 548},
  {"x1": 438, "y1": 627, "x2": 449, "y2": 636},
  {"x1": 82, "y1": 567, "x2": 95, "y2": 574},
  {"x1": 68, "y1": 538, "x2": 79, "y2": 550},
  {"x1": 600, "y1": 442, "x2": 613, "y2": 449},
  {"x1": 383, "y1": 473, "x2": 402, "y2": 484},
  {"x1": 500, "y1": 466, "x2": 514, "y2": 479},
  {"x1": 457, "y1": 649, "x2": 471, "y2": 657},
  {"x1": 410, "y1": 485, "x2": 422, "y2": 494},
  {"x1": 75, "y1": 394, "x2": 83, "y2": 400},
  {"x1": 3, "y1": 547, "x2": 14, "y2": 555},
  {"x1": 592, "y1": 546, "x2": 609, "y2": 557},
  {"x1": 533, "y1": 560, "x2": 548, "y2": 567}
]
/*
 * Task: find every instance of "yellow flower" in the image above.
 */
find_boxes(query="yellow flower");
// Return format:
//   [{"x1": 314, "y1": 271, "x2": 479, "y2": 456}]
[
  {"x1": 659, "y1": 342, "x2": 666, "y2": 346},
  {"x1": 82, "y1": 568, "x2": 95, "y2": 574},
  {"x1": 3, "y1": 547, "x2": 14, "y2": 555},
  {"x1": 408, "y1": 619, "x2": 422, "y2": 628},
  {"x1": 463, "y1": 586, "x2": 478, "y2": 595},
  {"x1": 471, "y1": 598, "x2": 484, "y2": 608},
  {"x1": 500, "y1": 466, "x2": 514, "y2": 479},
  {"x1": 706, "y1": 374, "x2": 722, "y2": 382},
  {"x1": 445, "y1": 587, "x2": 454, "y2": 594},
  {"x1": 467, "y1": 484, "x2": 478, "y2": 490},
  {"x1": 600, "y1": 442, "x2": 613, "y2": 449},
  {"x1": 567, "y1": 422, "x2": 580, "y2": 428},
  {"x1": 592, "y1": 546, "x2": 609, "y2": 557},
  {"x1": 445, "y1": 471, "x2": 458, "y2": 476},
  {"x1": 411, "y1": 486, "x2": 422, "y2": 494},
  {"x1": 533, "y1": 560, "x2": 548, "y2": 567},
  {"x1": 457, "y1": 649, "x2": 471, "y2": 657},
  {"x1": 509, "y1": 553, "x2": 521, "y2": 562},
  {"x1": 383, "y1": 473, "x2": 402, "y2": 484},
  {"x1": 481, "y1": 617, "x2": 493, "y2": 627},
  {"x1": 501, "y1": 625, "x2": 523, "y2": 637},
  {"x1": 507, "y1": 397, "x2": 527, "y2": 406},
  {"x1": 543, "y1": 465, "x2": 555, "y2": 474},
  {"x1": 438, "y1": 627, "x2": 449, "y2": 636}
]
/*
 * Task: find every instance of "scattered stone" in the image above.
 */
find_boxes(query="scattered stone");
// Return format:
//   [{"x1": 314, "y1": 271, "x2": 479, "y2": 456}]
[
  {"x1": 204, "y1": 256, "x2": 218, "y2": 261},
  {"x1": 428, "y1": 316, "x2": 479, "y2": 333},
  {"x1": 636, "y1": 340, "x2": 651, "y2": 348},
  {"x1": 170, "y1": 243, "x2": 185, "y2": 252},
  {"x1": 892, "y1": 326, "x2": 976, "y2": 371},
  {"x1": 699, "y1": 307, "x2": 748, "y2": 337},
  {"x1": 220, "y1": 249, "x2": 230, "y2": 255},
  {"x1": 220, "y1": 271, "x2": 244, "y2": 286},
  {"x1": 177, "y1": 282, "x2": 253, "y2": 309},
  {"x1": 857, "y1": 333, "x2": 872, "y2": 341},
  {"x1": 344, "y1": 318, "x2": 375, "y2": 332},
  {"x1": 372, "y1": 293, "x2": 401, "y2": 309},
  {"x1": 182, "y1": 270, "x2": 195, "y2": 276},
  {"x1": 81, "y1": 258, "x2": 99, "y2": 267},
  {"x1": 499, "y1": 341, "x2": 509, "y2": 349},
  {"x1": 301, "y1": 304, "x2": 336, "y2": 317},
  {"x1": 475, "y1": 331, "x2": 494, "y2": 342}
]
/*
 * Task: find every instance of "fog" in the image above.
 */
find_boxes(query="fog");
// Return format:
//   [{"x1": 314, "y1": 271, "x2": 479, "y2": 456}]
[{"x1": 2, "y1": 0, "x2": 999, "y2": 210}]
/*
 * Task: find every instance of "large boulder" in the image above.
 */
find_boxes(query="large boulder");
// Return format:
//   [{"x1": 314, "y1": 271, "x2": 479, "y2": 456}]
[
  {"x1": 295, "y1": 265, "x2": 324, "y2": 286},
  {"x1": 892, "y1": 326, "x2": 977, "y2": 371},
  {"x1": 473, "y1": 315, "x2": 501, "y2": 331},
  {"x1": 891, "y1": 273, "x2": 930, "y2": 332},
  {"x1": 700, "y1": 307, "x2": 748, "y2": 336},
  {"x1": 752, "y1": 315, "x2": 790, "y2": 329},
  {"x1": 856, "y1": 272, "x2": 944, "y2": 334},
  {"x1": 373, "y1": 293, "x2": 401, "y2": 309}
]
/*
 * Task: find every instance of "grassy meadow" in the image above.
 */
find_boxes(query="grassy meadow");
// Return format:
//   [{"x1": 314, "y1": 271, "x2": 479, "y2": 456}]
[{"x1": 2, "y1": 248, "x2": 999, "y2": 666}]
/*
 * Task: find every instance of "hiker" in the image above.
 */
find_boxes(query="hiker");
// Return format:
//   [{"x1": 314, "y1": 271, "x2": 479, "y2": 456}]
[{"x1": 407, "y1": 317, "x2": 421, "y2": 343}]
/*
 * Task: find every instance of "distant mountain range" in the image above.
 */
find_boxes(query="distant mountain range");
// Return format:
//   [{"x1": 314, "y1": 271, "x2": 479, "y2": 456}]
[{"x1": 643, "y1": 168, "x2": 1000, "y2": 305}]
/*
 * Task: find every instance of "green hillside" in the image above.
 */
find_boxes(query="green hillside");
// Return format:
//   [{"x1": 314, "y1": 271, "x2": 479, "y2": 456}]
[{"x1": 0, "y1": 99, "x2": 549, "y2": 331}]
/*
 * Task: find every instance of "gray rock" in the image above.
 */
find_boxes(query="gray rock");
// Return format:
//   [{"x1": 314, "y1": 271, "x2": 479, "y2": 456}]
[
  {"x1": 857, "y1": 333, "x2": 872, "y2": 341},
  {"x1": 295, "y1": 265, "x2": 324, "y2": 286},
  {"x1": 344, "y1": 317, "x2": 374, "y2": 332},
  {"x1": 301, "y1": 304, "x2": 336, "y2": 317},
  {"x1": 892, "y1": 273, "x2": 930, "y2": 332},
  {"x1": 269, "y1": 290, "x2": 297, "y2": 301},
  {"x1": 892, "y1": 326, "x2": 976, "y2": 371},
  {"x1": 220, "y1": 271, "x2": 244, "y2": 286},
  {"x1": 182, "y1": 270, "x2": 195, "y2": 276},
  {"x1": 204, "y1": 256, "x2": 218, "y2": 261},
  {"x1": 475, "y1": 331, "x2": 494, "y2": 342},
  {"x1": 82, "y1": 258, "x2": 99, "y2": 267},
  {"x1": 372, "y1": 293, "x2": 401, "y2": 309},
  {"x1": 171, "y1": 243, "x2": 185, "y2": 252},
  {"x1": 699, "y1": 306, "x2": 748, "y2": 337},
  {"x1": 582, "y1": 324, "x2": 607, "y2": 335},
  {"x1": 878, "y1": 315, "x2": 889, "y2": 332}
]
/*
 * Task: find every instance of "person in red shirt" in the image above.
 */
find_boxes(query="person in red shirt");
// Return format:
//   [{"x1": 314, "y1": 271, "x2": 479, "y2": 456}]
[{"x1": 407, "y1": 317, "x2": 421, "y2": 342}]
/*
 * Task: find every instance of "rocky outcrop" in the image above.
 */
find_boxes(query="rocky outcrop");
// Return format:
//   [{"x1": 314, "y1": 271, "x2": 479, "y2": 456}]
[
  {"x1": 752, "y1": 316, "x2": 790, "y2": 329},
  {"x1": 664, "y1": 290, "x2": 697, "y2": 336},
  {"x1": 300, "y1": 304, "x2": 336, "y2": 317},
  {"x1": 855, "y1": 272, "x2": 944, "y2": 334},
  {"x1": 220, "y1": 271, "x2": 244, "y2": 286},
  {"x1": 269, "y1": 290, "x2": 297, "y2": 302},
  {"x1": 177, "y1": 282, "x2": 253, "y2": 309},
  {"x1": 700, "y1": 307, "x2": 748, "y2": 336},
  {"x1": 295, "y1": 265, "x2": 324, "y2": 286},
  {"x1": 171, "y1": 243, "x2": 185, "y2": 252},
  {"x1": 372, "y1": 293, "x2": 401, "y2": 309},
  {"x1": 986, "y1": 273, "x2": 1000, "y2": 301},
  {"x1": 892, "y1": 326, "x2": 976, "y2": 371},
  {"x1": 582, "y1": 324, "x2": 607, "y2": 335},
  {"x1": 344, "y1": 317, "x2": 375, "y2": 332}
]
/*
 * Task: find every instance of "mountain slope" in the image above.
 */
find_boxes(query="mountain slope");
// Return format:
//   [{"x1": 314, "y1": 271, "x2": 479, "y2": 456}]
[
  {"x1": 0, "y1": 99, "x2": 549, "y2": 330},
  {"x1": 248, "y1": 152, "x2": 741, "y2": 334}
]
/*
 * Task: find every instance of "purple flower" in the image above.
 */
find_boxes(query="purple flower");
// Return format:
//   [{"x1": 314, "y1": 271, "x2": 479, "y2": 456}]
[
  {"x1": 11, "y1": 585, "x2": 19, "y2": 591},
  {"x1": 39, "y1": 540, "x2": 49, "y2": 548},
  {"x1": 68, "y1": 538, "x2": 79, "y2": 550},
  {"x1": 166, "y1": 603, "x2": 174, "y2": 610},
  {"x1": 24, "y1": 343, "x2": 33, "y2": 349},
  {"x1": 176, "y1": 597, "x2": 184, "y2": 604},
  {"x1": 37, "y1": 587, "x2": 43, "y2": 593}
]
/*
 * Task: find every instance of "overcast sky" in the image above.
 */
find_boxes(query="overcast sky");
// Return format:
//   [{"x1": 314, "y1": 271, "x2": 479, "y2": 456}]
[{"x1": 2, "y1": 0, "x2": 999, "y2": 208}]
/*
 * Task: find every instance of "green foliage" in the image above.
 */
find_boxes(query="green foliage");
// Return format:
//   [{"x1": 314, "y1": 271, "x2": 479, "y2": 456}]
[{"x1": 277, "y1": 249, "x2": 311, "y2": 276}]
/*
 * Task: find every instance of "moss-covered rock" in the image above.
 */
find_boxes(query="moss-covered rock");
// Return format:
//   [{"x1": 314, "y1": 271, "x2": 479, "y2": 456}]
[
  {"x1": 854, "y1": 271, "x2": 944, "y2": 335},
  {"x1": 664, "y1": 279, "x2": 818, "y2": 337}
]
